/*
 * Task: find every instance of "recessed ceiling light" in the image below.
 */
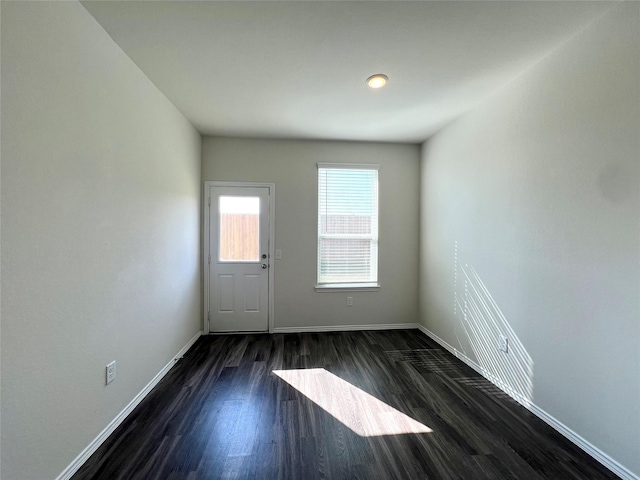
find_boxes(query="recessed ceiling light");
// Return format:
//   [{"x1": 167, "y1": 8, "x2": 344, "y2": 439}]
[{"x1": 366, "y1": 74, "x2": 388, "y2": 89}]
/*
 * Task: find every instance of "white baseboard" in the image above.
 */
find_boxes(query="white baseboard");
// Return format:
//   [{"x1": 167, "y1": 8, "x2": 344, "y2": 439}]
[
  {"x1": 416, "y1": 324, "x2": 639, "y2": 480},
  {"x1": 272, "y1": 323, "x2": 418, "y2": 333},
  {"x1": 56, "y1": 330, "x2": 203, "y2": 480},
  {"x1": 525, "y1": 400, "x2": 638, "y2": 480}
]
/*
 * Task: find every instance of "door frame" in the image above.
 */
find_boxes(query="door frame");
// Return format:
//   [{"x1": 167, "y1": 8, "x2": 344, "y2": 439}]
[{"x1": 204, "y1": 181, "x2": 275, "y2": 334}]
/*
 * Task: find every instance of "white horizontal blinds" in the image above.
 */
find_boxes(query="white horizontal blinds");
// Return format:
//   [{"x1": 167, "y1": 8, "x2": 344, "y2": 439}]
[{"x1": 318, "y1": 164, "x2": 379, "y2": 284}]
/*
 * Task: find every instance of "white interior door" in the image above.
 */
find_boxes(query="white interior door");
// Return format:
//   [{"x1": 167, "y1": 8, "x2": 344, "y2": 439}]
[{"x1": 208, "y1": 185, "x2": 270, "y2": 332}]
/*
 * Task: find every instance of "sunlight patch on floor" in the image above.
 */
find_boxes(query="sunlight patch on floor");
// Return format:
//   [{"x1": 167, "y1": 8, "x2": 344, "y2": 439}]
[{"x1": 273, "y1": 368, "x2": 432, "y2": 437}]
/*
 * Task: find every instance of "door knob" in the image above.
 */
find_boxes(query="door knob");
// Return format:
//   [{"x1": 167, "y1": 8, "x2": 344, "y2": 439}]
[
  {"x1": 261, "y1": 264, "x2": 268, "y2": 269},
  {"x1": 262, "y1": 254, "x2": 267, "y2": 259}
]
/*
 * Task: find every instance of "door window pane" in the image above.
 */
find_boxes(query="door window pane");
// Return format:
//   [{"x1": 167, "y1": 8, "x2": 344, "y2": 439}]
[{"x1": 219, "y1": 196, "x2": 260, "y2": 262}]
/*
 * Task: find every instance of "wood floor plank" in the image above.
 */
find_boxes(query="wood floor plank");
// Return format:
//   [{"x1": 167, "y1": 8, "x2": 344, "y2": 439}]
[{"x1": 72, "y1": 330, "x2": 620, "y2": 480}]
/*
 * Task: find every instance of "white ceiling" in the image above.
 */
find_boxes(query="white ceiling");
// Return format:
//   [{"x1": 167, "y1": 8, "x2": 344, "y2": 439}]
[{"x1": 82, "y1": 1, "x2": 615, "y2": 143}]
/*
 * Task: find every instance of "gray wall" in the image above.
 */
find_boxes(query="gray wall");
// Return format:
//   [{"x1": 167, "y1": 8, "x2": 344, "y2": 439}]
[
  {"x1": 419, "y1": 3, "x2": 639, "y2": 475},
  {"x1": 203, "y1": 137, "x2": 420, "y2": 330},
  {"x1": 1, "y1": 2, "x2": 202, "y2": 479}
]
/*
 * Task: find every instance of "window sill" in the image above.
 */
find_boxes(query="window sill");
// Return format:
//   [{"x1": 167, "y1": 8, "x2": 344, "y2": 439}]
[{"x1": 315, "y1": 283, "x2": 381, "y2": 293}]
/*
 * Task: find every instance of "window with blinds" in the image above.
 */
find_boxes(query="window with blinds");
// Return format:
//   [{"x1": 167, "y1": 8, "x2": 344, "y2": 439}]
[{"x1": 317, "y1": 164, "x2": 379, "y2": 286}]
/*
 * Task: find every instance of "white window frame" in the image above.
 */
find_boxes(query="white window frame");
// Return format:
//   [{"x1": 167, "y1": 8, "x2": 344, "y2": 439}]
[{"x1": 315, "y1": 163, "x2": 381, "y2": 292}]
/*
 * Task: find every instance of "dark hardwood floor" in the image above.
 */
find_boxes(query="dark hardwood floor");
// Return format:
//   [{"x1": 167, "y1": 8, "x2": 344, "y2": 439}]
[{"x1": 73, "y1": 330, "x2": 619, "y2": 479}]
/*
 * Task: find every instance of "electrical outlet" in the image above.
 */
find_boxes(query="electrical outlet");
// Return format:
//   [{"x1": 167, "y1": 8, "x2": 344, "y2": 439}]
[
  {"x1": 106, "y1": 361, "x2": 116, "y2": 384},
  {"x1": 346, "y1": 296, "x2": 353, "y2": 307},
  {"x1": 499, "y1": 335, "x2": 509, "y2": 353}
]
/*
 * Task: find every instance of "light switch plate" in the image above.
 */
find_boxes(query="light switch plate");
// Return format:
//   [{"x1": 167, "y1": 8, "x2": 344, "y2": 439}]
[{"x1": 106, "y1": 361, "x2": 116, "y2": 384}]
